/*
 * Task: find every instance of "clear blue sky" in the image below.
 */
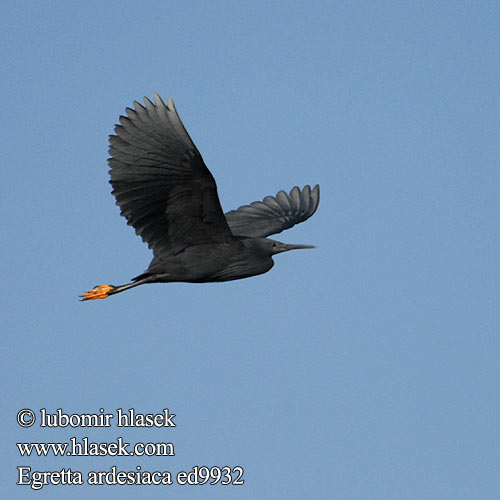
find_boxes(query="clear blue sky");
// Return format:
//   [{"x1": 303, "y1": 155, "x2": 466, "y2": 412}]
[{"x1": 3, "y1": 1, "x2": 499, "y2": 499}]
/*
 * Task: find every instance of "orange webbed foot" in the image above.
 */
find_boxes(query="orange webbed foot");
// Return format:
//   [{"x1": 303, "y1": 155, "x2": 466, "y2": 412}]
[{"x1": 80, "y1": 284, "x2": 114, "y2": 301}]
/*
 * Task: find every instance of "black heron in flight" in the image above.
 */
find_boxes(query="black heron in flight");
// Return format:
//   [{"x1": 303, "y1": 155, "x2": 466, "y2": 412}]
[{"x1": 81, "y1": 94, "x2": 319, "y2": 300}]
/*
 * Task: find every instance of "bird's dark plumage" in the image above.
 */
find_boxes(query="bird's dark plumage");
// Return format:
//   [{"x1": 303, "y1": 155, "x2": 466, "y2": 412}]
[
  {"x1": 225, "y1": 184, "x2": 320, "y2": 238},
  {"x1": 81, "y1": 94, "x2": 319, "y2": 300},
  {"x1": 109, "y1": 95, "x2": 233, "y2": 256}
]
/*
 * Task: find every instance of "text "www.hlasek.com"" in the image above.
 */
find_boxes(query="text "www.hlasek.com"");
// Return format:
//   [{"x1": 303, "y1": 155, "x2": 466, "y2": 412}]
[{"x1": 17, "y1": 437, "x2": 174, "y2": 457}]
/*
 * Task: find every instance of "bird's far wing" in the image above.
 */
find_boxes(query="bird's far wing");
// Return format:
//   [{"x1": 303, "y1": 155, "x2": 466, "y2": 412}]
[
  {"x1": 224, "y1": 185, "x2": 320, "y2": 238},
  {"x1": 109, "y1": 94, "x2": 234, "y2": 256}
]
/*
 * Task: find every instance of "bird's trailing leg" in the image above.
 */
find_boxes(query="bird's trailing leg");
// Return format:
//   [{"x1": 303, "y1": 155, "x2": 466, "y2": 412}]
[
  {"x1": 80, "y1": 280, "x2": 147, "y2": 301},
  {"x1": 80, "y1": 284, "x2": 115, "y2": 301}
]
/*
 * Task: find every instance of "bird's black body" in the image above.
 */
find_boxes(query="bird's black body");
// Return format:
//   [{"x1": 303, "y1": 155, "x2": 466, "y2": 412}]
[
  {"x1": 135, "y1": 239, "x2": 275, "y2": 284},
  {"x1": 81, "y1": 94, "x2": 319, "y2": 300}
]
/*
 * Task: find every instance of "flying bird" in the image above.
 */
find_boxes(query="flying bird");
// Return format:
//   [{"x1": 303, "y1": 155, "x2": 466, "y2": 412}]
[{"x1": 81, "y1": 94, "x2": 319, "y2": 300}]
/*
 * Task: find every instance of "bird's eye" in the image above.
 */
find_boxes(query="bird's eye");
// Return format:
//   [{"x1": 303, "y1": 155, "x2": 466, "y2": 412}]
[{"x1": 272, "y1": 243, "x2": 276, "y2": 247}]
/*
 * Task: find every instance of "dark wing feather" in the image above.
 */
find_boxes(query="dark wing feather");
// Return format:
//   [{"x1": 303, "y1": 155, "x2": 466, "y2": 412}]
[
  {"x1": 109, "y1": 94, "x2": 234, "y2": 256},
  {"x1": 224, "y1": 185, "x2": 320, "y2": 238}
]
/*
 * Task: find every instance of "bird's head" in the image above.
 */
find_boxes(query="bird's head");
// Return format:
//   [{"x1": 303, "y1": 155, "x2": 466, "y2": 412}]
[{"x1": 259, "y1": 238, "x2": 316, "y2": 256}]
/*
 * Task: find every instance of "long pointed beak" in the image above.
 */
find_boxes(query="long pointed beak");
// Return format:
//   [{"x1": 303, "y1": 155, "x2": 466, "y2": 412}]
[{"x1": 281, "y1": 243, "x2": 317, "y2": 251}]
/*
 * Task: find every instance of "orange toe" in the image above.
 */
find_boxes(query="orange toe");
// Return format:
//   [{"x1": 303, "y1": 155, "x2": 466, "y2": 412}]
[{"x1": 80, "y1": 284, "x2": 114, "y2": 301}]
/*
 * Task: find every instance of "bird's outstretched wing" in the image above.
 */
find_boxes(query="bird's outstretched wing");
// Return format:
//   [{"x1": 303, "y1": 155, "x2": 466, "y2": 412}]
[
  {"x1": 224, "y1": 185, "x2": 320, "y2": 238},
  {"x1": 109, "y1": 94, "x2": 234, "y2": 256}
]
